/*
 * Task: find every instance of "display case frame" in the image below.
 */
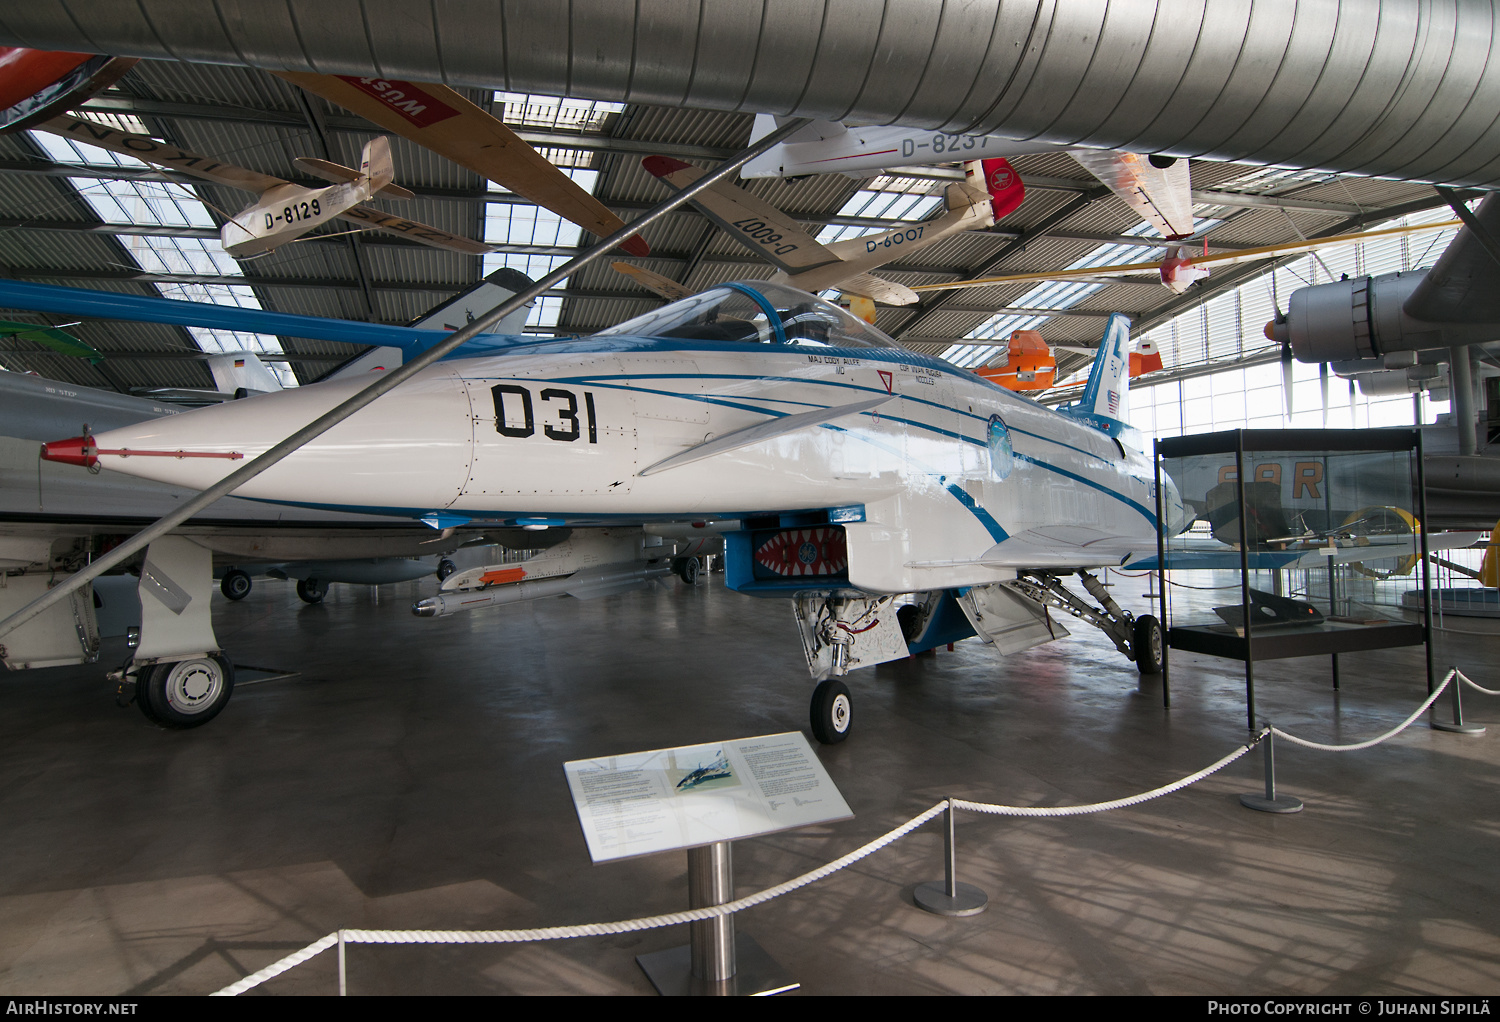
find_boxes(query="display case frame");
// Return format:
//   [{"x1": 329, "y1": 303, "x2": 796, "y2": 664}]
[{"x1": 1152, "y1": 428, "x2": 1435, "y2": 729}]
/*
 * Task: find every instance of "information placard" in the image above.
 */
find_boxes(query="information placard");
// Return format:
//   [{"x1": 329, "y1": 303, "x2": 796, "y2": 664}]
[{"x1": 564, "y1": 732, "x2": 853, "y2": 862}]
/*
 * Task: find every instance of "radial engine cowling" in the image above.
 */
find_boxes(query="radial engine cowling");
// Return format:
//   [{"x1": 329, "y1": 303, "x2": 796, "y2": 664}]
[{"x1": 1276, "y1": 271, "x2": 1500, "y2": 363}]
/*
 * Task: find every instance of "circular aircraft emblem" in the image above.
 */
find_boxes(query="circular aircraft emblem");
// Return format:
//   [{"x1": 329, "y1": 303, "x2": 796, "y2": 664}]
[
  {"x1": 989, "y1": 167, "x2": 1015, "y2": 191},
  {"x1": 798, "y1": 541, "x2": 819, "y2": 565},
  {"x1": 987, "y1": 414, "x2": 1014, "y2": 480}
]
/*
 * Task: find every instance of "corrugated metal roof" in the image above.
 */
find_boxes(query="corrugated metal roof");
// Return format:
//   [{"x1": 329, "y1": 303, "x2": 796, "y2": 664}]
[{"x1": 0, "y1": 55, "x2": 1449, "y2": 401}]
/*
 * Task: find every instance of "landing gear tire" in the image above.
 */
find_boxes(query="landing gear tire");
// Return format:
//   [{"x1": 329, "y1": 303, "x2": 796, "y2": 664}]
[
  {"x1": 674, "y1": 556, "x2": 700, "y2": 585},
  {"x1": 137, "y1": 655, "x2": 234, "y2": 728},
  {"x1": 1133, "y1": 614, "x2": 1164, "y2": 675},
  {"x1": 220, "y1": 569, "x2": 252, "y2": 601},
  {"x1": 296, "y1": 578, "x2": 326, "y2": 604},
  {"x1": 810, "y1": 679, "x2": 853, "y2": 745},
  {"x1": 436, "y1": 558, "x2": 457, "y2": 582}
]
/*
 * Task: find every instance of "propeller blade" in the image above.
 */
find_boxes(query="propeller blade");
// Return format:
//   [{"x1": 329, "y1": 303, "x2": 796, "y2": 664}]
[{"x1": 1282, "y1": 344, "x2": 1295, "y2": 421}]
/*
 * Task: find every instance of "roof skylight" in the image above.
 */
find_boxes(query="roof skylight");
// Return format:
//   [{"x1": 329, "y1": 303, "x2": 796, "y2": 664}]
[
  {"x1": 495, "y1": 92, "x2": 624, "y2": 133},
  {"x1": 816, "y1": 179, "x2": 943, "y2": 245},
  {"x1": 28, "y1": 128, "x2": 299, "y2": 386}
]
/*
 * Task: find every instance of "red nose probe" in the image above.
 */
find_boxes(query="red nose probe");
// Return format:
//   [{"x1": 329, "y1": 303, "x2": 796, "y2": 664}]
[{"x1": 40, "y1": 435, "x2": 244, "y2": 467}]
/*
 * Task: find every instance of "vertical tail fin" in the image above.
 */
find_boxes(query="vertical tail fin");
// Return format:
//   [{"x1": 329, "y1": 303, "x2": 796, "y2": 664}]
[
  {"x1": 206, "y1": 351, "x2": 283, "y2": 395},
  {"x1": 963, "y1": 158, "x2": 1025, "y2": 221},
  {"x1": 359, "y1": 135, "x2": 395, "y2": 194},
  {"x1": 1060, "y1": 313, "x2": 1133, "y2": 437}
]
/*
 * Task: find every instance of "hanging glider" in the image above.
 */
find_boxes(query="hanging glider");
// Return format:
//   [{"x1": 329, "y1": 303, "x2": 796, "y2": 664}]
[
  {"x1": 630, "y1": 155, "x2": 1024, "y2": 305},
  {"x1": 740, "y1": 116, "x2": 1197, "y2": 240},
  {"x1": 38, "y1": 114, "x2": 488, "y2": 258},
  {"x1": 273, "y1": 73, "x2": 649, "y2": 258},
  {"x1": 973, "y1": 330, "x2": 1056, "y2": 392}
]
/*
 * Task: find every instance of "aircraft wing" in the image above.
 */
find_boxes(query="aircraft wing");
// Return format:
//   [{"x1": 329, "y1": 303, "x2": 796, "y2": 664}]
[
  {"x1": 40, "y1": 115, "x2": 285, "y2": 192},
  {"x1": 336, "y1": 205, "x2": 491, "y2": 255},
  {"x1": 908, "y1": 220, "x2": 1462, "y2": 295},
  {"x1": 1402, "y1": 194, "x2": 1500, "y2": 323},
  {"x1": 611, "y1": 261, "x2": 696, "y2": 302},
  {"x1": 1070, "y1": 150, "x2": 1195, "y2": 239},
  {"x1": 1129, "y1": 531, "x2": 1484, "y2": 571},
  {"x1": 638, "y1": 394, "x2": 894, "y2": 476},
  {"x1": 835, "y1": 272, "x2": 918, "y2": 306},
  {"x1": 274, "y1": 73, "x2": 649, "y2": 257},
  {"x1": 643, "y1": 155, "x2": 841, "y2": 274},
  {"x1": 0, "y1": 319, "x2": 104, "y2": 362}
]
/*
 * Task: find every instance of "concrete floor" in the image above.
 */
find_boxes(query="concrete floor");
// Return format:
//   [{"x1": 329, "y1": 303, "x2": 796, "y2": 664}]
[{"x1": 1, "y1": 571, "x2": 1498, "y2": 996}]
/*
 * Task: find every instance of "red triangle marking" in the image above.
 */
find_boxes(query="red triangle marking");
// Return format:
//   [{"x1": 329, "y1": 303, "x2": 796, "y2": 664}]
[{"x1": 877, "y1": 370, "x2": 893, "y2": 394}]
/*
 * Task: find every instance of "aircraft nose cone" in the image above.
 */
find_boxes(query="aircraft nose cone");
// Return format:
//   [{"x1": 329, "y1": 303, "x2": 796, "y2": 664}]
[{"x1": 40, "y1": 435, "x2": 96, "y2": 468}]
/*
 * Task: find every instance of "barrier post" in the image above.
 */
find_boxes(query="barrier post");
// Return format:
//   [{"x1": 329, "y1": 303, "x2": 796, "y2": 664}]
[
  {"x1": 337, "y1": 929, "x2": 346, "y2": 996},
  {"x1": 1239, "y1": 727, "x2": 1303, "y2": 813},
  {"x1": 914, "y1": 800, "x2": 988, "y2": 916},
  {"x1": 1433, "y1": 670, "x2": 1486, "y2": 734}
]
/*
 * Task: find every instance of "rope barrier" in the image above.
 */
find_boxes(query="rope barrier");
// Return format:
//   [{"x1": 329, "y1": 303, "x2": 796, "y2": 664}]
[
  {"x1": 1268, "y1": 669, "x2": 1488, "y2": 751},
  {"x1": 212, "y1": 670, "x2": 1493, "y2": 996},
  {"x1": 212, "y1": 802, "x2": 949, "y2": 995},
  {"x1": 1460, "y1": 671, "x2": 1500, "y2": 697},
  {"x1": 952, "y1": 739, "x2": 1260, "y2": 817}
]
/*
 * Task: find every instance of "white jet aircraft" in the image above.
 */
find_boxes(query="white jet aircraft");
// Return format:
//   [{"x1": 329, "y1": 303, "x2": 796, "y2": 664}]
[{"x1": 42, "y1": 281, "x2": 1182, "y2": 743}]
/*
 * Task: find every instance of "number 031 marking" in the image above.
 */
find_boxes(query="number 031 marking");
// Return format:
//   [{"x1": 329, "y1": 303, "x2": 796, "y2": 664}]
[{"x1": 492, "y1": 384, "x2": 599, "y2": 443}]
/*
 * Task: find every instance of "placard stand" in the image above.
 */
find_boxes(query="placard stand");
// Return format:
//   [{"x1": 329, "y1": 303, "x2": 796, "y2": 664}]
[
  {"x1": 564, "y1": 732, "x2": 852, "y2": 997},
  {"x1": 636, "y1": 841, "x2": 799, "y2": 996}
]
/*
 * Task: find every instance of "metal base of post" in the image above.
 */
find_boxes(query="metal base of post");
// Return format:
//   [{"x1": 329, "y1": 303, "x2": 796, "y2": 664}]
[
  {"x1": 637, "y1": 934, "x2": 798, "y2": 996},
  {"x1": 1239, "y1": 727, "x2": 1304, "y2": 814},
  {"x1": 636, "y1": 841, "x2": 798, "y2": 996},
  {"x1": 1432, "y1": 677, "x2": 1486, "y2": 734},
  {"x1": 1238, "y1": 792, "x2": 1305, "y2": 813},
  {"x1": 1432, "y1": 720, "x2": 1486, "y2": 734},
  {"x1": 914, "y1": 802, "x2": 988, "y2": 917},
  {"x1": 914, "y1": 880, "x2": 988, "y2": 916}
]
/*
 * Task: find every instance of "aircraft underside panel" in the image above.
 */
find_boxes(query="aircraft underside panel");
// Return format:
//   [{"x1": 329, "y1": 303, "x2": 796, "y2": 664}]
[
  {"x1": 0, "y1": 574, "x2": 99, "y2": 670},
  {"x1": 957, "y1": 583, "x2": 1067, "y2": 656},
  {"x1": 844, "y1": 492, "x2": 1015, "y2": 594},
  {"x1": 134, "y1": 535, "x2": 218, "y2": 661}
]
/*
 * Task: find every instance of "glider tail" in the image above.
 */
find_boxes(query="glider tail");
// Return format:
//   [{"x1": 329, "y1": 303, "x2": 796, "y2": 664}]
[
  {"x1": 964, "y1": 158, "x2": 1025, "y2": 221},
  {"x1": 359, "y1": 135, "x2": 396, "y2": 195}
]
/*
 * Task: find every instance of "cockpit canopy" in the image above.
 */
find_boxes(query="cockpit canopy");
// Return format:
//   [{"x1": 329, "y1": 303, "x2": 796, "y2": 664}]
[{"x1": 596, "y1": 281, "x2": 897, "y2": 349}]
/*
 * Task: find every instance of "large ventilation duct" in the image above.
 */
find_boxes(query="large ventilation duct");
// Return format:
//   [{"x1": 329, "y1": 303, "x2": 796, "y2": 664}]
[{"x1": 5, "y1": 1, "x2": 1500, "y2": 187}]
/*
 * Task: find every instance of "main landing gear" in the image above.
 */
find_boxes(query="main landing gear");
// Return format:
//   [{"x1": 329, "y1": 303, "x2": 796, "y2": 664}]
[
  {"x1": 296, "y1": 578, "x2": 326, "y2": 604},
  {"x1": 220, "y1": 569, "x2": 252, "y2": 601},
  {"x1": 1008, "y1": 569, "x2": 1163, "y2": 676},
  {"x1": 133, "y1": 655, "x2": 235, "y2": 728}
]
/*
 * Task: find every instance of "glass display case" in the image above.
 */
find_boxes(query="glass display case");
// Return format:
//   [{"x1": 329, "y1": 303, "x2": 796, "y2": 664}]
[{"x1": 1153, "y1": 429, "x2": 1433, "y2": 728}]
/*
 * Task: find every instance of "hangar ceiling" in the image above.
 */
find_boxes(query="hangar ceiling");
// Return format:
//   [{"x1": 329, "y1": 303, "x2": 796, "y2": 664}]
[{"x1": 0, "y1": 57, "x2": 1459, "y2": 399}]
